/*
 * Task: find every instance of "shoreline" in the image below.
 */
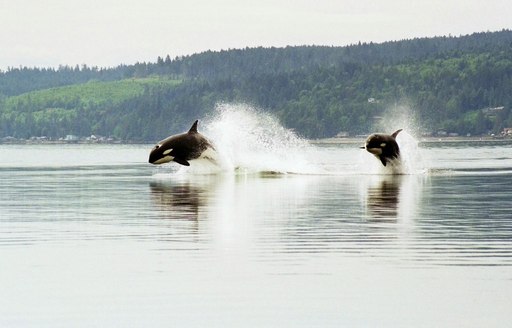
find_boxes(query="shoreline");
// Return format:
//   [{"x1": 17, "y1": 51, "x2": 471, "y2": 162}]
[
  {"x1": 310, "y1": 136, "x2": 512, "y2": 145},
  {"x1": 1, "y1": 136, "x2": 511, "y2": 146}
]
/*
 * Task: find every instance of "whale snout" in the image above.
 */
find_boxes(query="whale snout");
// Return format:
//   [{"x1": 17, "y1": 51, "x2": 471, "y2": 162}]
[
  {"x1": 149, "y1": 151, "x2": 173, "y2": 165},
  {"x1": 148, "y1": 144, "x2": 174, "y2": 165},
  {"x1": 366, "y1": 146, "x2": 383, "y2": 156},
  {"x1": 148, "y1": 145, "x2": 160, "y2": 164},
  {"x1": 360, "y1": 142, "x2": 381, "y2": 155},
  {"x1": 149, "y1": 157, "x2": 172, "y2": 165}
]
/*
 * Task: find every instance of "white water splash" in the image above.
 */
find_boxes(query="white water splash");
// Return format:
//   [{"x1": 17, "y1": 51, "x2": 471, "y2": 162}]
[
  {"x1": 395, "y1": 130, "x2": 425, "y2": 175},
  {"x1": 152, "y1": 103, "x2": 427, "y2": 176},
  {"x1": 203, "y1": 103, "x2": 321, "y2": 174}
]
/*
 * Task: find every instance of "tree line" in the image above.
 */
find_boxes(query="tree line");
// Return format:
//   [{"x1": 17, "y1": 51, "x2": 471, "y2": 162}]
[{"x1": 1, "y1": 29, "x2": 511, "y2": 140}]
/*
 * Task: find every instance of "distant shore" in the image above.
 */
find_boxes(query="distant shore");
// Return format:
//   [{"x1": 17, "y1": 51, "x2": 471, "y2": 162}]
[
  {"x1": 1, "y1": 136, "x2": 512, "y2": 146},
  {"x1": 0, "y1": 139, "x2": 128, "y2": 145},
  {"x1": 310, "y1": 136, "x2": 512, "y2": 145}
]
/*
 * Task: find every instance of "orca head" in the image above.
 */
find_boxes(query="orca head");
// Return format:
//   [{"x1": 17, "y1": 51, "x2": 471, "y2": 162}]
[
  {"x1": 362, "y1": 129, "x2": 402, "y2": 166},
  {"x1": 148, "y1": 136, "x2": 176, "y2": 165}
]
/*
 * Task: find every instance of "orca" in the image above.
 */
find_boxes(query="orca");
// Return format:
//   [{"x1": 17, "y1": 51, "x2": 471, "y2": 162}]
[
  {"x1": 361, "y1": 129, "x2": 403, "y2": 166},
  {"x1": 148, "y1": 120, "x2": 216, "y2": 166}
]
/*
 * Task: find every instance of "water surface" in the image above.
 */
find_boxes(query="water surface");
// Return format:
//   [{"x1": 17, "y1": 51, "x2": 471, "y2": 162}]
[{"x1": 1, "y1": 140, "x2": 511, "y2": 327}]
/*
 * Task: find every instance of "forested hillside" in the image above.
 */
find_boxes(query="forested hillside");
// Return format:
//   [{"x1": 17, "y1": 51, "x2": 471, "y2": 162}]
[{"x1": 1, "y1": 29, "x2": 511, "y2": 141}]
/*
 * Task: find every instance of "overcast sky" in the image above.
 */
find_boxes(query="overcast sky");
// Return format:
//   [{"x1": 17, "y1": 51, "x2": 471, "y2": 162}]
[{"x1": 1, "y1": 0, "x2": 511, "y2": 70}]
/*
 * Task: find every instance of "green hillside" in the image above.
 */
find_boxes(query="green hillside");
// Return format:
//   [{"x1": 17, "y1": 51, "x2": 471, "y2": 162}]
[
  {"x1": 1, "y1": 30, "x2": 511, "y2": 141},
  {"x1": 1, "y1": 78, "x2": 182, "y2": 140}
]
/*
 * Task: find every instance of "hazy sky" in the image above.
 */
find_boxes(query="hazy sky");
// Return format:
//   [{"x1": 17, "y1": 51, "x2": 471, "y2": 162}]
[{"x1": 1, "y1": 0, "x2": 511, "y2": 70}]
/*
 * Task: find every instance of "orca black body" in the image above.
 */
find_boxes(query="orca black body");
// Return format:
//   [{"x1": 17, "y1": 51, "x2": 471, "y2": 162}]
[
  {"x1": 148, "y1": 120, "x2": 216, "y2": 166},
  {"x1": 362, "y1": 129, "x2": 403, "y2": 166}
]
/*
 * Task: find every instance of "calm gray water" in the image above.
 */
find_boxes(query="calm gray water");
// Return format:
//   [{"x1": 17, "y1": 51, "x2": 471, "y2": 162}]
[{"x1": 1, "y1": 140, "x2": 512, "y2": 327}]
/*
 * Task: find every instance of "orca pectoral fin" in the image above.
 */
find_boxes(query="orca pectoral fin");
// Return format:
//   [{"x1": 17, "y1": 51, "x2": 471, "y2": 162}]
[
  {"x1": 174, "y1": 157, "x2": 191, "y2": 166},
  {"x1": 379, "y1": 156, "x2": 387, "y2": 167}
]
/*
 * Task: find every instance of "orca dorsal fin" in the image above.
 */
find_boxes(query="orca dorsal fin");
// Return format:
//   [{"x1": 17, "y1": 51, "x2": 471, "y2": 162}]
[
  {"x1": 188, "y1": 120, "x2": 199, "y2": 134},
  {"x1": 391, "y1": 129, "x2": 403, "y2": 138}
]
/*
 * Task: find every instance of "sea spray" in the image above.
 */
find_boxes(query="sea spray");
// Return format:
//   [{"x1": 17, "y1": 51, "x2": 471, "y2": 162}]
[
  {"x1": 372, "y1": 103, "x2": 427, "y2": 175},
  {"x1": 395, "y1": 131, "x2": 425, "y2": 174},
  {"x1": 151, "y1": 102, "x2": 427, "y2": 176},
  {"x1": 203, "y1": 103, "x2": 322, "y2": 174},
  {"x1": 376, "y1": 103, "x2": 421, "y2": 135}
]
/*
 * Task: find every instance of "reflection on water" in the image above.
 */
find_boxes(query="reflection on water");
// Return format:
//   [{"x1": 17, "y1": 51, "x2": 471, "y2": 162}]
[
  {"x1": 144, "y1": 170, "x2": 512, "y2": 268},
  {"x1": 1, "y1": 144, "x2": 512, "y2": 327},
  {"x1": 150, "y1": 181, "x2": 204, "y2": 221},
  {"x1": 366, "y1": 176, "x2": 402, "y2": 219}
]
